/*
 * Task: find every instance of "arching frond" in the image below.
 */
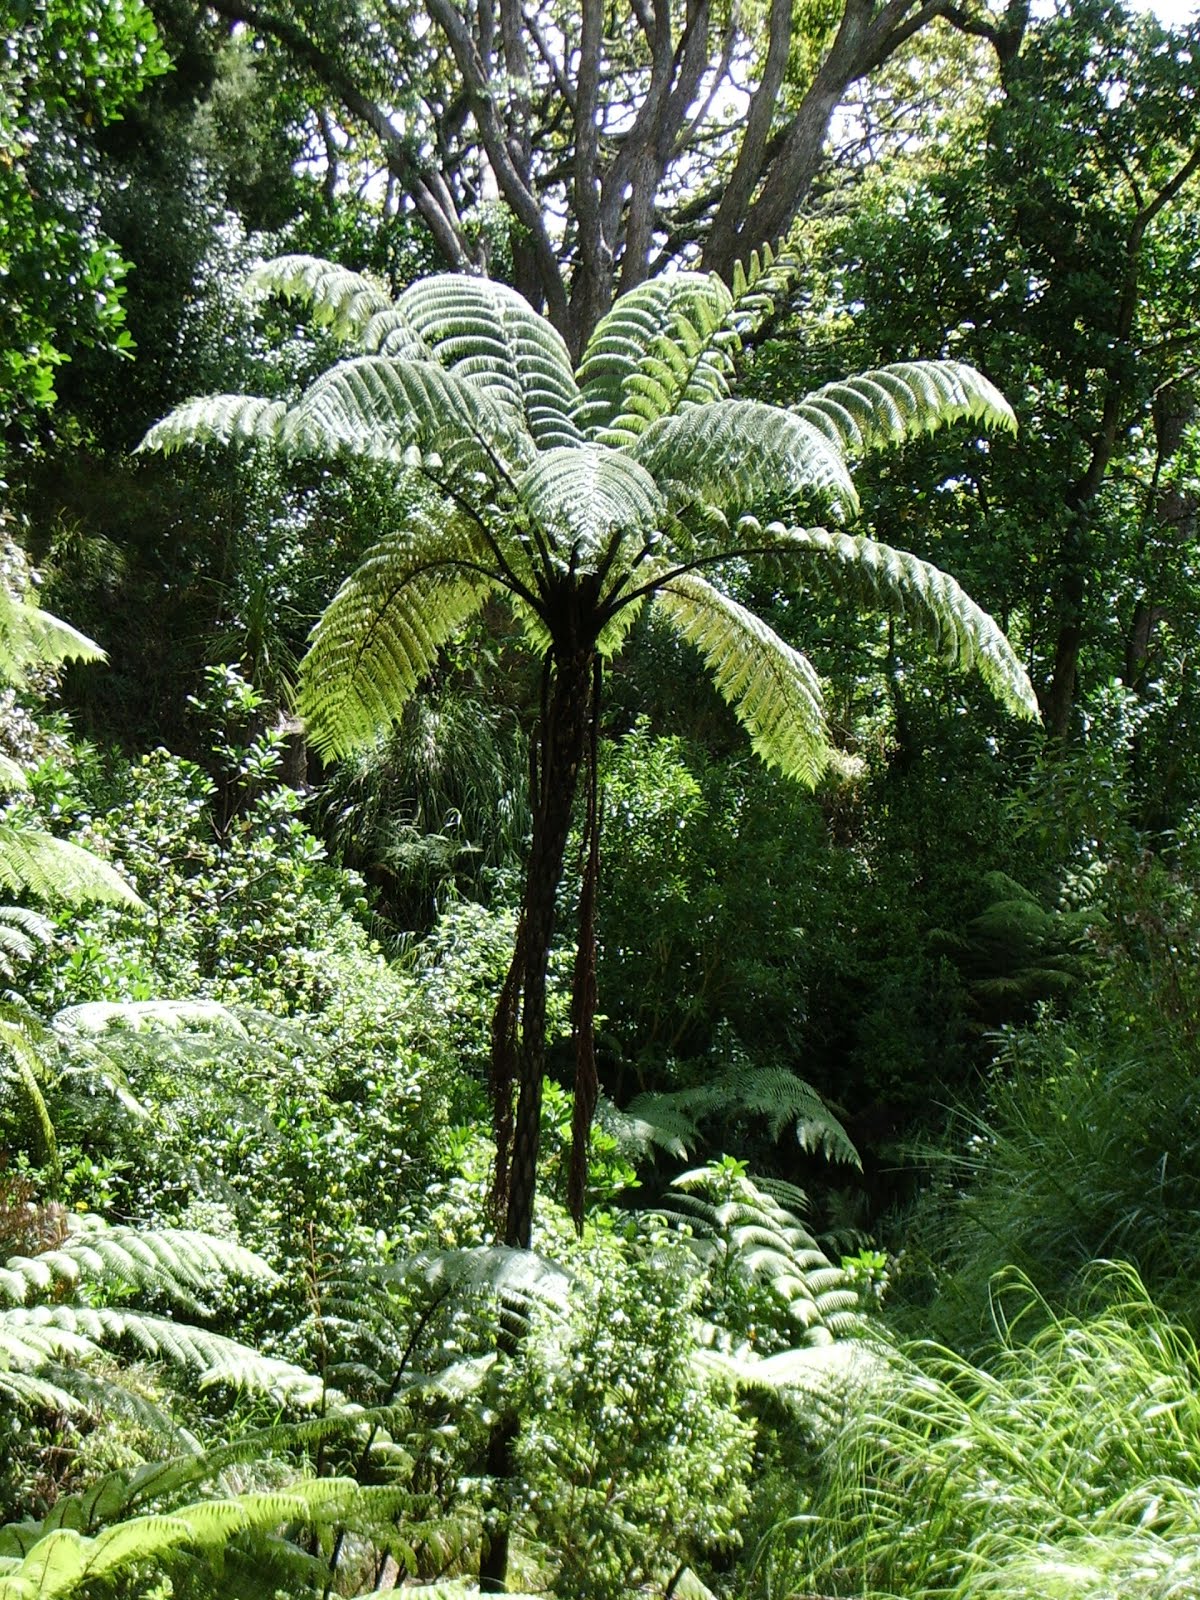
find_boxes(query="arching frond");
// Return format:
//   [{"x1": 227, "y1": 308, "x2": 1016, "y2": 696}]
[
  {"x1": 630, "y1": 399, "x2": 859, "y2": 522},
  {"x1": 0, "y1": 588, "x2": 103, "y2": 694},
  {"x1": 625, "y1": 1064, "x2": 859, "y2": 1167},
  {"x1": 0, "y1": 1016, "x2": 58, "y2": 1172},
  {"x1": 54, "y1": 999, "x2": 249, "y2": 1037},
  {"x1": 0, "y1": 596, "x2": 106, "y2": 683},
  {"x1": 0, "y1": 1222, "x2": 275, "y2": 1308},
  {"x1": 653, "y1": 571, "x2": 831, "y2": 786},
  {"x1": 0, "y1": 1479, "x2": 358, "y2": 1600},
  {"x1": 575, "y1": 272, "x2": 738, "y2": 444},
  {"x1": 726, "y1": 238, "x2": 802, "y2": 339},
  {"x1": 655, "y1": 1165, "x2": 865, "y2": 1344},
  {"x1": 364, "y1": 275, "x2": 584, "y2": 450},
  {"x1": 7, "y1": 1307, "x2": 324, "y2": 1404},
  {"x1": 516, "y1": 446, "x2": 663, "y2": 571},
  {"x1": 0, "y1": 826, "x2": 142, "y2": 909},
  {"x1": 794, "y1": 360, "x2": 1016, "y2": 457},
  {"x1": 280, "y1": 355, "x2": 534, "y2": 477},
  {"x1": 298, "y1": 509, "x2": 502, "y2": 759},
  {"x1": 137, "y1": 395, "x2": 288, "y2": 456},
  {"x1": 245, "y1": 254, "x2": 391, "y2": 339},
  {"x1": 744, "y1": 520, "x2": 1040, "y2": 720}
]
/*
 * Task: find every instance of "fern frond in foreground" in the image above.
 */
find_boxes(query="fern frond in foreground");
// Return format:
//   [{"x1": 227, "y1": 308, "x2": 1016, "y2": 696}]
[{"x1": 784, "y1": 1264, "x2": 1200, "y2": 1600}]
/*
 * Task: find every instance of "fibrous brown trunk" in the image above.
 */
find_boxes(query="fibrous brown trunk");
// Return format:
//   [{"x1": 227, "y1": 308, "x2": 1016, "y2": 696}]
[{"x1": 480, "y1": 640, "x2": 595, "y2": 1592}]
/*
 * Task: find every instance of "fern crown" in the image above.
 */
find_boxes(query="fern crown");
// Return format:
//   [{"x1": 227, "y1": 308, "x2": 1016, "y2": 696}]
[{"x1": 141, "y1": 249, "x2": 1037, "y2": 781}]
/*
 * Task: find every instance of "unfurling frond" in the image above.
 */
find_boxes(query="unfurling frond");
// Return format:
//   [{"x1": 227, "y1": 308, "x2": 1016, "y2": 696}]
[
  {"x1": 137, "y1": 395, "x2": 288, "y2": 456},
  {"x1": 576, "y1": 273, "x2": 738, "y2": 443},
  {"x1": 365, "y1": 275, "x2": 584, "y2": 450},
  {"x1": 795, "y1": 360, "x2": 1016, "y2": 457},
  {"x1": 654, "y1": 572, "x2": 831, "y2": 785},
  {"x1": 298, "y1": 509, "x2": 500, "y2": 759},
  {"x1": 0, "y1": 827, "x2": 142, "y2": 909},
  {"x1": 517, "y1": 446, "x2": 662, "y2": 570},
  {"x1": 630, "y1": 399, "x2": 859, "y2": 522},
  {"x1": 245, "y1": 254, "x2": 391, "y2": 338},
  {"x1": 749, "y1": 522, "x2": 1039, "y2": 720}
]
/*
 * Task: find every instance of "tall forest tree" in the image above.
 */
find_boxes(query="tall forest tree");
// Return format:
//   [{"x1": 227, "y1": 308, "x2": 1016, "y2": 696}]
[{"x1": 192, "y1": 0, "x2": 1031, "y2": 351}]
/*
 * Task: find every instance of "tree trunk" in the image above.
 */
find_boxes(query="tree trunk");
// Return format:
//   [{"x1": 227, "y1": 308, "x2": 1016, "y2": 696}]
[{"x1": 480, "y1": 640, "x2": 595, "y2": 1592}]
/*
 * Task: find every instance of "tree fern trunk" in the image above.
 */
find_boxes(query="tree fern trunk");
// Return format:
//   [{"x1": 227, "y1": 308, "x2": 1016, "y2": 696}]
[
  {"x1": 481, "y1": 641, "x2": 594, "y2": 1592},
  {"x1": 494, "y1": 642, "x2": 595, "y2": 1250}
]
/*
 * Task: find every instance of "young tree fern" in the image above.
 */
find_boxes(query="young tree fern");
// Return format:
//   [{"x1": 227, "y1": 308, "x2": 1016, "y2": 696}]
[{"x1": 141, "y1": 244, "x2": 1038, "y2": 1263}]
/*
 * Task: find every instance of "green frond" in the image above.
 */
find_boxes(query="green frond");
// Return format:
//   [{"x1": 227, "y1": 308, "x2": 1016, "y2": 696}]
[
  {"x1": 398, "y1": 1244, "x2": 571, "y2": 1318},
  {"x1": 794, "y1": 359, "x2": 1016, "y2": 457},
  {"x1": 53, "y1": 998, "x2": 249, "y2": 1037},
  {"x1": 0, "y1": 755, "x2": 27, "y2": 792},
  {"x1": 743, "y1": 520, "x2": 1040, "y2": 720},
  {"x1": 600, "y1": 1094, "x2": 699, "y2": 1161},
  {"x1": 137, "y1": 394, "x2": 288, "y2": 456},
  {"x1": 0, "y1": 825, "x2": 141, "y2": 909},
  {"x1": 516, "y1": 446, "x2": 663, "y2": 571},
  {"x1": 0, "y1": 595, "x2": 105, "y2": 682},
  {"x1": 659, "y1": 1165, "x2": 866, "y2": 1345},
  {"x1": 364, "y1": 274, "x2": 584, "y2": 450},
  {"x1": 279, "y1": 355, "x2": 534, "y2": 476},
  {"x1": 653, "y1": 571, "x2": 832, "y2": 785},
  {"x1": 576, "y1": 273, "x2": 738, "y2": 444},
  {"x1": 626, "y1": 1064, "x2": 859, "y2": 1167},
  {"x1": 726, "y1": 238, "x2": 802, "y2": 339},
  {"x1": 8, "y1": 1307, "x2": 324, "y2": 1403},
  {"x1": 700, "y1": 1339, "x2": 889, "y2": 1421},
  {"x1": 0, "y1": 1016, "x2": 58, "y2": 1172},
  {"x1": 0, "y1": 588, "x2": 103, "y2": 693},
  {"x1": 0, "y1": 1479, "x2": 358, "y2": 1600},
  {"x1": 629, "y1": 398, "x2": 859, "y2": 522},
  {"x1": 0, "y1": 1221, "x2": 275, "y2": 1308},
  {"x1": 298, "y1": 508, "x2": 501, "y2": 759},
  {"x1": 245, "y1": 253, "x2": 391, "y2": 339}
]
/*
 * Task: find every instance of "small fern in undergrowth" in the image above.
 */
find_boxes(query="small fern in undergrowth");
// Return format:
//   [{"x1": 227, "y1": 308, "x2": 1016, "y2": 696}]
[{"x1": 654, "y1": 1159, "x2": 868, "y2": 1354}]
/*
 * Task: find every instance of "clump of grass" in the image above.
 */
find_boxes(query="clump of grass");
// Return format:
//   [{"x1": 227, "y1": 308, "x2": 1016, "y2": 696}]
[{"x1": 769, "y1": 1263, "x2": 1200, "y2": 1600}]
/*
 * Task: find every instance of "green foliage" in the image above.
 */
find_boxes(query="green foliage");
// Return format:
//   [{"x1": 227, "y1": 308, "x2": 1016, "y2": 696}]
[
  {"x1": 143, "y1": 255, "x2": 1036, "y2": 782},
  {"x1": 0, "y1": 0, "x2": 166, "y2": 429},
  {"x1": 513, "y1": 1235, "x2": 755, "y2": 1600},
  {"x1": 783, "y1": 1266, "x2": 1200, "y2": 1600}
]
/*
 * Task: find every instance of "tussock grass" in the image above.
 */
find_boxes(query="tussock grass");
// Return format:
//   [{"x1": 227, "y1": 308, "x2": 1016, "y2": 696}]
[{"x1": 776, "y1": 1264, "x2": 1200, "y2": 1600}]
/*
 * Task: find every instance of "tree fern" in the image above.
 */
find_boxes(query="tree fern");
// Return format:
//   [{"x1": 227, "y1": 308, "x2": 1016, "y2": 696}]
[
  {"x1": 655, "y1": 1164, "x2": 865, "y2": 1347},
  {"x1": 143, "y1": 253, "x2": 1038, "y2": 1261}
]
